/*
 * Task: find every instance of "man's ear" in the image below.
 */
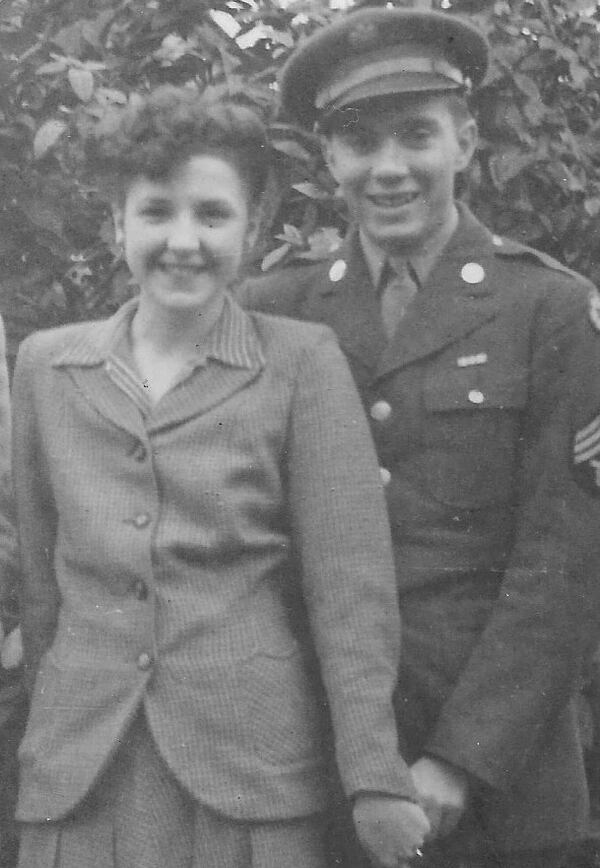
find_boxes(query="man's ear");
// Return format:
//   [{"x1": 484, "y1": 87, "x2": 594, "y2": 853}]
[
  {"x1": 454, "y1": 117, "x2": 478, "y2": 173},
  {"x1": 111, "y1": 202, "x2": 125, "y2": 248},
  {"x1": 244, "y1": 204, "x2": 261, "y2": 254}
]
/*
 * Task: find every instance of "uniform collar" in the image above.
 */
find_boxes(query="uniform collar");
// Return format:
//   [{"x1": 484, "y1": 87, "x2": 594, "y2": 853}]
[
  {"x1": 356, "y1": 207, "x2": 462, "y2": 291},
  {"x1": 52, "y1": 293, "x2": 265, "y2": 371},
  {"x1": 422, "y1": 202, "x2": 497, "y2": 298}
]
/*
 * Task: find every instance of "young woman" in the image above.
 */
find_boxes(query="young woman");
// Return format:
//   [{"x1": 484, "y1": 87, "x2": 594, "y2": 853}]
[{"x1": 11, "y1": 87, "x2": 427, "y2": 868}]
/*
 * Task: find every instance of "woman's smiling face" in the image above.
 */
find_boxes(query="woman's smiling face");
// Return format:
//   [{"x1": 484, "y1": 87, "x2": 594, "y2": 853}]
[{"x1": 114, "y1": 153, "x2": 255, "y2": 318}]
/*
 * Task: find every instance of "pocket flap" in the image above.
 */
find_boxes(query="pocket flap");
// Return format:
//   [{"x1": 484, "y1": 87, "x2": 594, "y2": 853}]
[{"x1": 424, "y1": 370, "x2": 528, "y2": 412}]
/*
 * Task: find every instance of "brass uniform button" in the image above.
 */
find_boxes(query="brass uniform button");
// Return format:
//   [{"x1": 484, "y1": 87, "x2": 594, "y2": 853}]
[
  {"x1": 468, "y1": 389, "x2": 485, "y2": 405},
  {"x1": 370, "y1": 400, "x2": 392, "y2": 422}
]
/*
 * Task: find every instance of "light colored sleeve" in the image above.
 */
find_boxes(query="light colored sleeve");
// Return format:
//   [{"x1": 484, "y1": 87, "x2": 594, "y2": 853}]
[
  {"x1": 287, "y1": 328, "x2": 418, "y2": 802},
  {"x1": 12, "y1": 334, "x2": 59, "y2": 688},
  {"x1": 0, "y1": 316, "x2": 19, "y2": 614}
]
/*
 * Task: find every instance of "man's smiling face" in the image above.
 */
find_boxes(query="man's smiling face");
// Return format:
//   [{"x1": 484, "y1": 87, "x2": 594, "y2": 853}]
[{"x1": 323, "y1": 93, "x2": 477, "y2": 257}]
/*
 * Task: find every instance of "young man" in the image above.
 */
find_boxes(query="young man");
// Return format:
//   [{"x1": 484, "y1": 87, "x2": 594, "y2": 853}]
[{"x1": 242, "y1": 7, "x2": 600, "y2": 868}]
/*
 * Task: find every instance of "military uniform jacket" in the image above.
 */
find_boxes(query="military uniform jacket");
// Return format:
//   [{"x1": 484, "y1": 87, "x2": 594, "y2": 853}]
[
  {"x1": 12, "y1": 297, "x2": 416, "y2": 824},
  {"x1": 241, "y1": 205, "x2": 600, "y2": 852}
]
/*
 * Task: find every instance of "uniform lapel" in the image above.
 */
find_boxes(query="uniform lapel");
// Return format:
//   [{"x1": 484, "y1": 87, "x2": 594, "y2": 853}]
[
  {"x1": 376, "y1": 207, "x2": 502, "y2": 379},
  {"x1": 306, "y1": 230, "x2": 385, "y2": 373}
]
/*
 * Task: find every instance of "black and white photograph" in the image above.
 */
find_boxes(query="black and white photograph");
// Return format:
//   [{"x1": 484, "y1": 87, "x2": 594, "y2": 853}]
[{"x1": 1, "y1": 1, "x2": 600, "y2": 867}]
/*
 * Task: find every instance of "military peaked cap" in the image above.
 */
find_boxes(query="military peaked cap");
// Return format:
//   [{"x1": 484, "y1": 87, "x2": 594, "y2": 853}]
[{"x1": 280, "y1": 7, "x2": 489, "y2": 129}]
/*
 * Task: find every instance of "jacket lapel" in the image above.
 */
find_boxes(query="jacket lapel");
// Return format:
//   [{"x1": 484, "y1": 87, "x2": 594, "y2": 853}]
[
  {"x1": 146, "y1": 301, "x2": 264, "y2": 433},
  {"x1": 305, "y1": 231, "x2": 385, "y2": 373},
  {"x1": 376, "y1": 207, "x2": 502, "y2": 379},
  {"x1": 53, "y1": 298, "x2": 265, "y2": 437},
  {"x1": 148, "y1": 363, "x2": 262, "y2": 434},
  {"x1": 53, "y1": 302, "x2": 147, "y2": 440}
]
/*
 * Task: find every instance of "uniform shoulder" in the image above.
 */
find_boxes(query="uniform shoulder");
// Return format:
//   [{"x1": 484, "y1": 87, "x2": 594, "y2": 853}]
[
  {"x1": 238, "y1": 261, "x2": 329, "y2": 316},
  {"x1": 492, "y1": 234, "x2": 594, "y2": 291}
]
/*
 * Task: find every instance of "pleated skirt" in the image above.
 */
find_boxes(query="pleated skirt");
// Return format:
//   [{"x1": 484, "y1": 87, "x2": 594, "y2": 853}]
[{"x1": 17, "y1": 710, "x2": 328, "y2": 868}]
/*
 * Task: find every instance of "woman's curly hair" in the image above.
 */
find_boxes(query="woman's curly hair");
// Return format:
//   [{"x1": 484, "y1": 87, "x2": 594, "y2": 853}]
[{"x1": 86, "y1": 86, "x2": 270, "y2": 204}]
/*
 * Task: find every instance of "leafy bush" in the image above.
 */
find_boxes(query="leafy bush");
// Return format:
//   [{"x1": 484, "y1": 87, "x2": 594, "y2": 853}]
[{"x1": 0, "y1": 0, "x2": 599, "y2": 360}]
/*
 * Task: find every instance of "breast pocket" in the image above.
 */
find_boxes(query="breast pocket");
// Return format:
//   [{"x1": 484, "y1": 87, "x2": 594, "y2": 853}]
[{"x1": 422, "y1": 368, "x2": 528, "y2": 509}]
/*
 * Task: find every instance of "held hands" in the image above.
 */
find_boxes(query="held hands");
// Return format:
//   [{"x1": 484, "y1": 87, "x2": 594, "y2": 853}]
[
  {"x1": 352, "y1": 794, "x2": 431, "y2": 868},
  {"x1": 410, "y1": 756, "x2": 470, "y2": 840}
]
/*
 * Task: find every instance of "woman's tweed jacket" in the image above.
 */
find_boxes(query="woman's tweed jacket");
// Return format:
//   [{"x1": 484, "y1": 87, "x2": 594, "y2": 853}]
[{"x1": 12, "y1": 297, "x2": 417, "y2": 823}]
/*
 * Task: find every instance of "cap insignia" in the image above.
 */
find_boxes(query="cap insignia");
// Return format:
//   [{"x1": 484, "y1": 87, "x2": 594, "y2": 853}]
[{"x1": 461, "y1": 262, "x2": 485, "y2": 284}]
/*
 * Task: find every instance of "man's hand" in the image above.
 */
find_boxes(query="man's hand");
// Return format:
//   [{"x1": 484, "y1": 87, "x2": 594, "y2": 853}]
[
  {"x1": 352, "y1": 794, "x2": 431, "y2": 868},
  {"x1": 1, "y1": 625, "x2": 22, "y2": 670},
  {"x1": 410, "y1": 756, "x2": 469, "y2": 839}
]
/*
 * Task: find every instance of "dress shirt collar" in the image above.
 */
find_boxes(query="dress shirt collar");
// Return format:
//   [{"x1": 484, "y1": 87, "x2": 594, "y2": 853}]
[{"x1": 358, "y1": 203, "x2": 461, "y2": 290}]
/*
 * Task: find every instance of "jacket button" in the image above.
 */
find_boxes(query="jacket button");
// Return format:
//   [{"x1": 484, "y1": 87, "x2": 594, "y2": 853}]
[
  {"x1": 468, "y1": 389, "x2": 485, "y2": 405},
  {"x1": 133, "y1": 513, "x2": 150, "y2": 528},
  {"x1": 137, "y1": 652, "x2": 153, "y2": 671},
  {"x1": 379, "y1": 467, "x2": 391, "y2": 486},
  {"x1": 132, "y1": 580, "x2": 149, "y2": 601},
  {"x1": 132, "y1": 443, "x2": 147, "y2": 462},
  {"x1": 370, "y1": 400, "x2": 392, "y2": 422}
]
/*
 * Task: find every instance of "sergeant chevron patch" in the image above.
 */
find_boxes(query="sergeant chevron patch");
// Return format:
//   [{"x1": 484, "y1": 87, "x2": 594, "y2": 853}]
[
  {"x1": 589, "y1": 290, "x2": 600, "y2": 333},
  {"x1": 574, "y1": 412, "x2": 600, "y2": 491}
]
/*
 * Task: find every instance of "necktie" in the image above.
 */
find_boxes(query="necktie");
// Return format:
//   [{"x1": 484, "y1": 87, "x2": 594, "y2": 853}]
[{"x1": 379, "y1": 260, "x2": 418, "y2": 340}]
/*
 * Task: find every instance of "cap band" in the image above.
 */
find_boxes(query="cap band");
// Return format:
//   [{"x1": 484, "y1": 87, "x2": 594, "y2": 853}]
[{"x1": 315, "y1": 43, "x2": 466, "y2": 111}]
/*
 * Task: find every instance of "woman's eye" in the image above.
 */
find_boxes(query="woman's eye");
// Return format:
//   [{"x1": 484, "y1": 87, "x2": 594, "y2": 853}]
[
  {"x1": 197, "y1": 205, "x2": 232, "y2": 223},
  {"x1": 140, "y1": 203, "x2": 170, "y2": 220}
]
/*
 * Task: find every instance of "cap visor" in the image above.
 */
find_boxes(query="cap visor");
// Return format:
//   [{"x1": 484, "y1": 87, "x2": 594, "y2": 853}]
[{"x1": 320, "y1": 72, "x2": 462, "y2": 115}]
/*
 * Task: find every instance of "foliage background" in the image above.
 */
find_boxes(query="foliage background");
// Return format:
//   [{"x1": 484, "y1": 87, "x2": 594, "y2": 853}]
[
  {"x1": 0, "y1": 1, "x2": 600, "y2": 864},
  {"x1": 0, "y1": 0, "x2": 600, "y2": 359}
]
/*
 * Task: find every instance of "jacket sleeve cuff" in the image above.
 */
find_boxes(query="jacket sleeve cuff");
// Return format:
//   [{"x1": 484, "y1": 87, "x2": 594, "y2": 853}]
[{"x1": 341, "y1": 756, "x2": 420, "y2": 803}]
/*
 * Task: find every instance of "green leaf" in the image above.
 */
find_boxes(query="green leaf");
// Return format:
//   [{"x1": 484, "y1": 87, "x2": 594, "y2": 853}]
[
  {"x1": 36, "y1": 59, "x2": 69, "y2": 75},
  {"x1": 489, "y1": 146, "x2": 536, "y2": 188},
  {"x1": 298, "y1": 226, "x2": 342, "y2": 260},
  {"x1": 19, "y1": 196, "x2": 64, "y2": 237},
  {"x1": 292, "y1": 181, "x2": 329, "y2": 200},
  {"x1": 261, "y1": 243, "x2": 290, "y2": 271},
  {"x1": 584, "y1": 197, "x2": 600, "y2": 217},
  {"x1": 277, "y1": 223, "x2": 305, "y2": 246},
  {"x1": 51, "y1": 21, "x2": 86, "y2": 57},
  {"x1": 32, "y1": 119, "x2": 67, "y2": 160},
  {"x1": 68, "y1": 67, "x2": 94, "y2": 102},
  {"x1": 271, "y1": 139, "x2": 313, "y2": 162}
]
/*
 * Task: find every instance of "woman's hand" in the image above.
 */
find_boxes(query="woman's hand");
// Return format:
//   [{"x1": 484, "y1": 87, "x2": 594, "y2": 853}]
[{"x1": 352, "y1": 793, "x2": 431, "y2": 868}]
